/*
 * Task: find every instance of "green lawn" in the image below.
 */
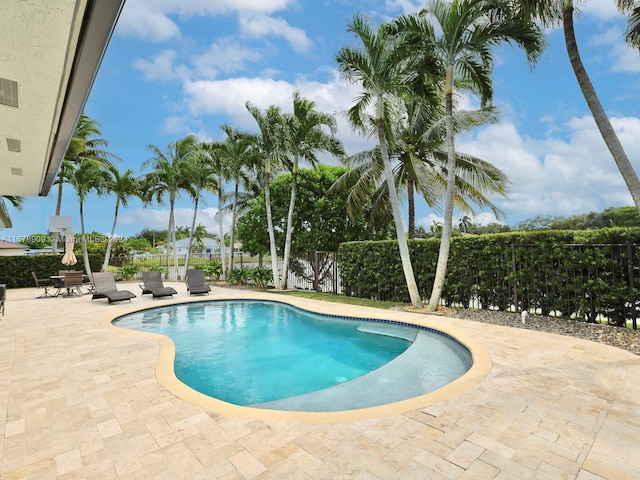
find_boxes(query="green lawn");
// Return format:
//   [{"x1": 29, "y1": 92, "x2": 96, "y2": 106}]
[{"x1": 266, "y1": 289, "x2": 405, "y2": 310}]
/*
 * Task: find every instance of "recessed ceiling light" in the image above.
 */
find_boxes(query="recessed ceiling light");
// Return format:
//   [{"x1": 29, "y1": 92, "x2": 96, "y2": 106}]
[{"x1": 11, "y1": 167, "x2": 22, "y2": 176}]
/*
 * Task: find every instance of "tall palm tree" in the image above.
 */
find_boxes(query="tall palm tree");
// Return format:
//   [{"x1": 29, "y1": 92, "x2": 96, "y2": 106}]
[
  {"x1": 623, "y1": 0, "x2": 640, "y2": 46},
  {"x1": 336, "y1": 14, "x2": 440, "y2": 307},
  {"x1": 66, "y1": 160, "x2": 109, "y2": 280},
  {"x1": 519, "y1": 0, "x2": 640, "y2": 213},
  {"x1": 278, "y1": 91, "x2": 345, "y2": 290},
  {"x1": 2, "y1": 196, "x2": 24, "y2": 210},
  {"x1": 199, "y1": 139, "x2": 230, "y2": 277},
  {"x1": 191, "y1": 224, "x2": 209, "y2": 253},
  {"x1": 142, "y1": 135, "x2": 199, "y2": 276},
  {"x1": 217, "y1": 125, "x2": 260, "y2": 271},
  {"x1": 246, "y1": 102, "x2": 288, "y2": 289},
  {"x1": 394, "y1": 0, "x2": 544, "y2": 311},
  {"x1": 102, "y1": 166, "x2": 140, "y2": 271},
  {"x1": 330, "y1": 98, "x2": 508, "y2": 239},
  {"x1": 182, "y1": 144, "x2": 216, "y2": 273},
  {"x1": 53, "y1": 113, "x2": 117, "y2": 253}
]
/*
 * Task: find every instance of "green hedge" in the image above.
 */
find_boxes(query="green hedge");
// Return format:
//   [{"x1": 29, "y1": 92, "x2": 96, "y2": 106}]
[
  {"x1": 0, "y1": 254, "x2": 102, "y2": 288},
  {"x1": 339, "y1": 228, "x2": 640, "y2": 325}
]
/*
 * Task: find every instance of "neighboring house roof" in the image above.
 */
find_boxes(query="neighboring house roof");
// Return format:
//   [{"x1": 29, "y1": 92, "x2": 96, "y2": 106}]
[
  {"x1": 173, "y1": 238, "x2": 220, "y2": 248},
  {"x1": 0, "y1": 240, "x2": 28, "y2": 250}
]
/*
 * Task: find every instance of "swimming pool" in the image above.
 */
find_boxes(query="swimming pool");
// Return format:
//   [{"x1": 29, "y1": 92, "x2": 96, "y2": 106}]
[{"x1": 112, "y1": 299, "x2": 473, "y2": 412}]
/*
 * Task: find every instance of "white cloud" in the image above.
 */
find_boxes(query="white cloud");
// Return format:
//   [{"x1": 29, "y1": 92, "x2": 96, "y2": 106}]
[
  {"x1": 581, "y1": 0, "x2": 620, "y2": 21},
  {"x1": 118, "y1": 0, "x2": 297, "y2": 42},
  {"x1": 239, "y1": 15, "x2": 312, "y2": 53},
  {"x1": 117, "y1": 4, "x2": 181, "y2": 42},
  {"x1": 118, "y1": 207, "x2": 231, "y2": 235},
  {"x1": 193, "y1": 38, "x2": 263, "y2": 77},
  {"x1": 590, "y1": 26, "x2": 640, "y2": 74},
  {"x1": 181, "y1": 70, "x2": 376, "y2": 155},
  {"x1": 389, "y1": 0, "x2": 422, "y2": 14},
  {"x1": 133, "y1": 50, "x2": 191, "y2": 81},
  {"x1": 457, "y1": 114, "x2": 640, "y2": 224}
]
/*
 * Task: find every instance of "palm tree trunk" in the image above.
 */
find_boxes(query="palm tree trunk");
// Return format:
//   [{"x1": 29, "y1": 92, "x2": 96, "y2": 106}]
[
  {"x1": 184, "y1": 194, "x2": 199, "y2": 273},
  {"x1": 228, "y1": 182, "x2": 239, "y2": 271},
  {"x1": 377, "y1": 98, "x2": 422, "y2": 307},
  {"x1": 428, "y1": 68, "x2": 456, "y2": 312},
  {"x1": 218, "y1": 189, "x2": 227, "y2": 278},
  {"x1": 102, "y1": 198, "x2": 120, "y2": 271},
  {"x1": 563, "y1": 4, "x2": 640, "y2": 212},
  {"x1": 218, "y1": 179, "x2": 227, "y2": 278},
  {"x1": 280, "y1": 157, "x2": 299, "y2": 290},
  {"x1": 80, "y1": 201, "x2": 93, "y2": 281},
  {"x1": 52, "y1": 170, "x2": 64, "y2": 254},
  {"x1": 408, "y1": 175, "x2": 415, "y2": 239},
  {"x1": 166, "y1": 198, "x2": 174, "y2": 273},
  {"x1": 264, "y1": 163, "x2": 280, "y2": 289}
]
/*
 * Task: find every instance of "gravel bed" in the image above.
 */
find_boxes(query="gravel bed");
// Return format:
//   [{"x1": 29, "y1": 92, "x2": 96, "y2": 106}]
[{"x1": 450, "y1": 309, "x2": 640, "y2": 356}]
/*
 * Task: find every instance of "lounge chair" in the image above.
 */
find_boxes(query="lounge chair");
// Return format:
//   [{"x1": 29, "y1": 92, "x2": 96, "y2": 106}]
[
  {"x1": 186, "y1": 269, "x2": 211, "y2": 295},
  {"x1": 139, "y1": 271, "x2": 177, "y2": 299},
  {"x1": 31, "y1": 271, "x2": 54, "y2": 298},
  {"x1": 91, "y1": 272, "x2": 137, "y2": 304}
]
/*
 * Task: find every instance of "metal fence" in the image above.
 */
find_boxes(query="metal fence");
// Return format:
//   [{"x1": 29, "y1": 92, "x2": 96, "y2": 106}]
[
  {"x1": 111, "y1": 244, "x2": 640, "y2": 328},
  {"x1": 442, "y1": 243, "x2": 640, "y2": 328},
  {"x1": 110, "y1": 252, "x2": 342, "y2": 293}
]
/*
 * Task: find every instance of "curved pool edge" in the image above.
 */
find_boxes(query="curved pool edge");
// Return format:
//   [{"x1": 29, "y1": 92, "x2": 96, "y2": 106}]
[{"x1": 100, "y1": 292, "x2": 492, "y2": 424}]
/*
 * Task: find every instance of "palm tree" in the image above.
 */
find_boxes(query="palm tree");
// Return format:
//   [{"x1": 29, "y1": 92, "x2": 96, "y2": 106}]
[
  {"x1": 182, "y1": 144, "x2": 216, "y2": 273},
  {"x1": 394, "y1": 0, "x2": 544, "y2": 311},
  {"x1": 459, "y1": 215, "x2": 472, "y2": 233},
  {"x1": 66, "y1": 160, "x2": 109, "y2": 280},
  {"x1": 217, "y1": 125, "x2": 260, "y2": 271},
  {"x1": 53, "y1": 113, "x2": 117, "y2": 253},
  {"x1": 191, "y1": 224, "x2": 209, "y2": 253},
  {"x1": 336, "y1": 14, "x2": 440, "y2": 307},
  {"x1": 199, "y1": 139, "x2": 230, "y2": 277},
  {"x1": 278, "y1": 91, "x2": 345, "y2": 290},
  {"x1": 330, "y1": 98, "x2": 508, "y2": 239},
  {"x1": 246, "y1": 102, "x2": 288, "y2": 289},
  {"x1": 142, "y1": 135, "x2": 199, "y2": 276},
  {"x1": 520, "y1": 0, "x2": 640, "y2": 213},
  {"x1": 102, "y1": 166, "x2": 140, "y2": 271},
  {"x1": 430, "y1": 219, "x2": 443, "y2": 236}
]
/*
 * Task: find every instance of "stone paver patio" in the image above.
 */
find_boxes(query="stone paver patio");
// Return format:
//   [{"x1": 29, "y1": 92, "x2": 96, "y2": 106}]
[{"x1": 1, "y1": 283, "x2": 639, "y2": 479}]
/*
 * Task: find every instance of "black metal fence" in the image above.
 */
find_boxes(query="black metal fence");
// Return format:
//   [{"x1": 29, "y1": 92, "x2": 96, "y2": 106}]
[{"x1": 111, "y1": 244, "x2": 640, "y2": 328}]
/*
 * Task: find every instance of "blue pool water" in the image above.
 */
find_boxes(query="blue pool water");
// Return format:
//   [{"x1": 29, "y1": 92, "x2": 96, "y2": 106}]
[{"x1": 113, "y1": 300, "x2": 472, "y2": 409}]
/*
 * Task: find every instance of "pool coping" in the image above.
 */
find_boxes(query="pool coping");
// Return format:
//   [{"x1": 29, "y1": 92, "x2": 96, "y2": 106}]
[{"x1": 100, "y1": 292, "x2": 492, "y2": 424}]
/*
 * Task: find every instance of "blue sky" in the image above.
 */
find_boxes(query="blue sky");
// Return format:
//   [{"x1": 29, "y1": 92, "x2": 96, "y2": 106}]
[{"x1": 4, "y1": 0, "x2": 640, "y2": 241}]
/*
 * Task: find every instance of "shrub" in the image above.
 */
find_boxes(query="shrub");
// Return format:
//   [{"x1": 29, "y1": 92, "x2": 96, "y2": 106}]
[
  {"x1": 248, "y1": 266, "x2": 272, "y2": 289},
  {"x1": 114, "y1": 264, "x2": 142, "y2": 281},
  {"x1": 202, "y1": 260, "x2": 223, "y2": 280}
]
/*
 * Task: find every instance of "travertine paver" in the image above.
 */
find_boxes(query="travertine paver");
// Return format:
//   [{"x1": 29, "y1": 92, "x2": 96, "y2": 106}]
[{"x1": 1, "y1": 284, "x2": 640, "y2": 479}]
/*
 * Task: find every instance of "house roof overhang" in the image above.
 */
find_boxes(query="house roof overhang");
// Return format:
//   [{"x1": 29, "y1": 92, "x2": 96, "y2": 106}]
[{"x1": 0, "y1": 0, "x2": 125, "y2": 228}]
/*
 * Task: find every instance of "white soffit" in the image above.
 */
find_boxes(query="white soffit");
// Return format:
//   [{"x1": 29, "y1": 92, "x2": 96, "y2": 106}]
[{"x1": 0, "y1": 0, "x2": 125, "y2": 198}]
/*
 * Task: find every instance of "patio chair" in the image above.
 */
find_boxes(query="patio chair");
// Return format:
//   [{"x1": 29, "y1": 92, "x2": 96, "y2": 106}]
[
  {"x1": 91, "y1": 272, "x2": 137, "y2": 304},
  {"x1": 57, "y1": 271, "x2": 85, "y2": 297},
  {"x1": 139, "y1": 271, "x2": 177, "y2": 299},
  {"x1": 0, "y1": 284, "x2": 5, "y2": 315},
  {"x1": 186, "y1": 269, "x2": 211, "y2": 295},
  {"x1": 31, "y1": 271, "x2": 54, "y2": 298}
]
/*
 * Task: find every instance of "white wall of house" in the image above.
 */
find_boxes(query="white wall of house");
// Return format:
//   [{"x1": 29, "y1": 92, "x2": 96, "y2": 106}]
[
  {"x1": 158, "y1": 237, "x2": 221, "y2": 255},
  {"x1": 0, "y1": 240, "x2": 29, "y2": 256}
]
